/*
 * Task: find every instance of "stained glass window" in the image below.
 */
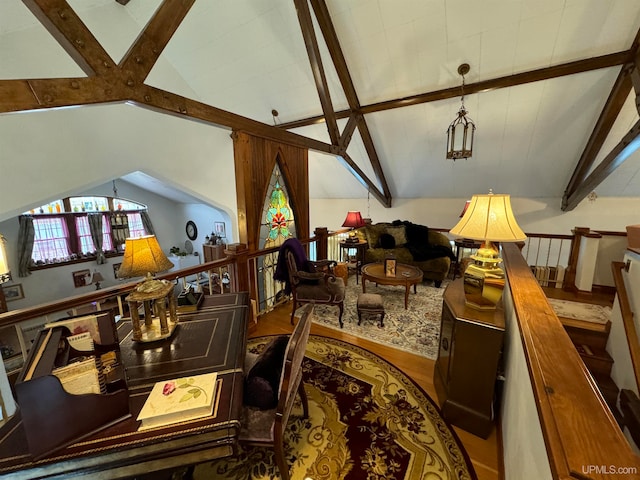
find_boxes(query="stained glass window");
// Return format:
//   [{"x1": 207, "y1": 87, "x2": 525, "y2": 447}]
[
  {"x1": 260, "y1": 163, "x2": 296, "y2": 248},
  {"x1": 259, "y1": 163, "x2": 296, "y2": 311}
]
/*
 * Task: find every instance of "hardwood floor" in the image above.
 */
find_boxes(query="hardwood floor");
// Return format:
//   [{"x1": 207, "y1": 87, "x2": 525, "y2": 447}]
[{"x1": 252, "y1": 303, "x2": 501, "y2": 480}]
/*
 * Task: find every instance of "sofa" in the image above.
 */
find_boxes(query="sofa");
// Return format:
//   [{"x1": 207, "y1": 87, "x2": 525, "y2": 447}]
[{"x1": 354, "y1": 220, "x2": 455, "y2": 287}]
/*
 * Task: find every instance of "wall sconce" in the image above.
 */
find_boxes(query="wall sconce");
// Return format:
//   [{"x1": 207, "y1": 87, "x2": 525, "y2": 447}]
[{"x1": 446, "y1": 63, "x2": 476, "y2": 160}]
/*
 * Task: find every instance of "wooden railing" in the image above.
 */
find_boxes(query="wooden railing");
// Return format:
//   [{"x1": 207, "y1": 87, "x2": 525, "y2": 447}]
[
  {"x1": 503, "y1": 243, "x2": 639, "y2": 479},
  {"x1": 612, "y1": 261, "x2": 640, "y2": 392}
]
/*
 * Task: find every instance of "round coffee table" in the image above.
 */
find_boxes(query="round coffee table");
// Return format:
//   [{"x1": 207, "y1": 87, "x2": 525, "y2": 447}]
[{"x1": 361, "y1": 262, "x2": 423, "y2": 309}]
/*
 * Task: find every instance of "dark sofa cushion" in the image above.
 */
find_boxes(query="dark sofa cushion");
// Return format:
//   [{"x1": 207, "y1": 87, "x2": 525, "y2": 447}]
[
  {"x1": 244, "y1": 335, "x2": 289, "y2": 409},
  {"x1": 378, "y1": 233, "x2": 396, "y2": 249}
]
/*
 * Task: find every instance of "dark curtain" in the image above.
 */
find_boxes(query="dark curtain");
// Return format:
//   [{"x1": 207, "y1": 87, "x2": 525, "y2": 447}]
[
  {"x1": 17, "y1": 216, "x2": 34, "y2": 277},
  {"x1": 88, "y1": 213, "x2": 105, "y2": 264},
  {"x1": 140, "y1": 211, "x2": 155, "y2": 235}
]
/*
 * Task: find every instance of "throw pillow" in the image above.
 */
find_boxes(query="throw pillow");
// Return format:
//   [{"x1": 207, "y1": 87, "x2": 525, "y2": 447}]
[
  {"x1": 244, "y1": 335, "x2": 290, "y2": 409},
  {"x1": 386, "y1": 226, "x2": 407, "y2": 246},
  {"x1": 378, "y1": 233, "x2": 396, "y2": 249}
]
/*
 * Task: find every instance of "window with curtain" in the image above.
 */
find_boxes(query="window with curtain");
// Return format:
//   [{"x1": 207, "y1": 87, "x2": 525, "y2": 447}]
[
  {"x1": 23, "y1": 196, "x2": 149, "y2": 268},
  {"x1": 32, "y1": 216, "x2": 70, "y2": 263},
  {"x1": 76, "y1": 215, "x2": 113, "y2": 254}
]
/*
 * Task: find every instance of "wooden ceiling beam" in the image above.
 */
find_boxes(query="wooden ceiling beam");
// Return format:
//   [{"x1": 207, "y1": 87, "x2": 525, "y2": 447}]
[
  {"x1": 562, "y1": 26, "x2": 640, "y2": 211},
  {"x1": 278, "y1": 51, "x2": 632, "y2": 130},
  {"x1": 293, "y1": 0, "x2": 340, "y2": 145},
  {"x1": 340, "y1": 152, "x2": 389, "y2": 207},
  {"x1": 22, "y1": 0, "x2": 116, "y2": 76},
  {"x1": 309, "y1": 0, "x2": 392, "y2": 206},
  {"x1": 120, "y1": 0, "x2": 195, "y2": 81},
  {"x1": 128, "y1": 85, "x2": 337, "y2": 155},
  {"x1": 561, "y1": 66, "x2": 632, "y2": 209},
  {"x1": 564, "y1": 119, "x2": 640, "y2": 211}
]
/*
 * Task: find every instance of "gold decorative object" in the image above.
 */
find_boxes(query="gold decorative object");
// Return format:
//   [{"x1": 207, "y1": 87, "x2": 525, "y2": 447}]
[{"x1": 118, "y1": 235, "x2": 177, "y2": 342}]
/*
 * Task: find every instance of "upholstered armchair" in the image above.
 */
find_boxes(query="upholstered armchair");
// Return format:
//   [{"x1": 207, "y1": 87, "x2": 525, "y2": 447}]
[{"x1": 273, "y1": 238, "x2": 345, "y2": 328}]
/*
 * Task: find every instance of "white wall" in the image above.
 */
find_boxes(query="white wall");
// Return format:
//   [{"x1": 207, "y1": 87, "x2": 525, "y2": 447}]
[
  {"x1": 310, "y1": 197, "x2": 640, "y2": 235},
  {"x1": 0, "y1": 104, "x2": 239, "y2": 231},
  {"x1": 501, "y1": 285, "x2": 553, "y2": 480}
]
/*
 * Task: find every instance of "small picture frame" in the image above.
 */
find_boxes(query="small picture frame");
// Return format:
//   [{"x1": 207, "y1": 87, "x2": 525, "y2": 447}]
[
  {"x1": 214, "y1": 221, "x2": 226, "y2": 239},
  {"x1": 72, "y1": 269, "x2": 91, "y2": 288},
  {"x1": 384, "y1": 257, "x2": 396, "y2": 277},
  {"x1": 113, "y1": 263, "x2": 122, "y2": 279},
  {"x1": 3, "y1": 284, "x2": 24, "y2": 302}
]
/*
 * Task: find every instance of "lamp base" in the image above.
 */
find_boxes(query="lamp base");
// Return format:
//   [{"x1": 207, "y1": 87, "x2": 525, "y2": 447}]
[
  {"x1": 135, "y1": 319, "x2": 178, "y2": 343},
  {"x1": 462, "y1": 263, "x2": 505, "y2": 311}
]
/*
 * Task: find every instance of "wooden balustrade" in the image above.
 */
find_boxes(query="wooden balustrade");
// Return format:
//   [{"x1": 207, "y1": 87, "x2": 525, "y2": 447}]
[{"x1": 502, "y1": 243, "x2": 639, "y2": 479}]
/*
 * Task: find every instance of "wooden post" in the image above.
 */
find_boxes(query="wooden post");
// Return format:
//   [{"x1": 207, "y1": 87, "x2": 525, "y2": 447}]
[
  {"x1": 224, "y1": 243, "x2": 251, "y2": 296},
  {"x1": 314, "y1": 227, "x2": 329, "y2": 261},
  {"x1": 564, "y1": 227, "x2": 590, "y2": 293}
]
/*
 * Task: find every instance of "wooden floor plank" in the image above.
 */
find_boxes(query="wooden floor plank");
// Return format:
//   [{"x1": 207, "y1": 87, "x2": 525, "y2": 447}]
[{"x1": 254, "y1": 302, "x2": 501, "y2": 480}]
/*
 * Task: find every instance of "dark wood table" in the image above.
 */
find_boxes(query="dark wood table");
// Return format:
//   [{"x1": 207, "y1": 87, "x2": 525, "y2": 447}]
[
  {"x1": 0, "y1": 304, "x2": 249, "y2": 479},
  {"x1": 361, "y1": 262, "x2": 423, "y2": 309}
]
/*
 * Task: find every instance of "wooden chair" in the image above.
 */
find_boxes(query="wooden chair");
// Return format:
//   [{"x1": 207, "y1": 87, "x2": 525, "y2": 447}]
[{"x1": 238, "y1": 304, "x2": 313, "y2": 480}]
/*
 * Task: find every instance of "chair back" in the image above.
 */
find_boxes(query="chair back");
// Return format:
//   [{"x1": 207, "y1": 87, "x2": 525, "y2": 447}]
[{"x1": 274, "y1": 304, "x2": 312, "y2": 430}]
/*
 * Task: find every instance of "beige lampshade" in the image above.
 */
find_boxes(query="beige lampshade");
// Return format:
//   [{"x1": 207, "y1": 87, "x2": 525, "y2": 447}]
[
  {"x1": 450, "y1": 192, "x2": 526, "y2": 243},
  {"x1": 0, "y1": 235, "x2": 10, "y2": 284},
  {"x1": 117, "y1": 235, "x2": 174, "y2": 279}
]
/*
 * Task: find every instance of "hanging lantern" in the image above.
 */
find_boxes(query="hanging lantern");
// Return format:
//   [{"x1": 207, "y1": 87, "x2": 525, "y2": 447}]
[{"x1": 446, "y1": 64, "x2": 476, "y2": 160}]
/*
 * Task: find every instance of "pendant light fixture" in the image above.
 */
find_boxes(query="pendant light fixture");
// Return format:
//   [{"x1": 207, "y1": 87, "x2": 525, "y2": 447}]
[{"x1": 446, "y1": 63, "x2": 476, "y2": 160}]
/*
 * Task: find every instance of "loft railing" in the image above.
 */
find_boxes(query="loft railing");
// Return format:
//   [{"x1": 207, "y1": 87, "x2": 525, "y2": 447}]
[{"x1": 502, "y1": 244, "x2": 640, "y2": 478}]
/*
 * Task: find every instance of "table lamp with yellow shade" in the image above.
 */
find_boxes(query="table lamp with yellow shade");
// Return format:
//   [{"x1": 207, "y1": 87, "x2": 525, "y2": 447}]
[
  {"x1": 449, "y1": 191, "x2": 526, "y2": 310},
  {"x1": 117, "y1": 235, "x2": 178, "y2": 342}
]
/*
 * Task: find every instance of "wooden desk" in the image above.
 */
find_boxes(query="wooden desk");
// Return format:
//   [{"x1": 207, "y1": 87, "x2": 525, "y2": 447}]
[{"x1": 0, "y1": 305, "x2": 248, "y2": 479}]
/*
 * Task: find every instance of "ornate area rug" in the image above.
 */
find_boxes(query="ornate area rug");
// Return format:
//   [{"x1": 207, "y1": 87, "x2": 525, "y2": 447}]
[
  {"x1": 194, "y1": 335, "x2": 475, "y2": 480},
  {"x1": 312, "y1": 276, "x2": 449, "y2": 359},
  {"x1": 547, "y1": 298, "x2": 611, "y2": 324}
]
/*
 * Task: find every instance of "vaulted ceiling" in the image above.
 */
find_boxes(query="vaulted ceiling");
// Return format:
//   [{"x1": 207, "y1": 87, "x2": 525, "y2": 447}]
[{"x1": 2, "y1": 0, "x2": 640, "y2": 210}]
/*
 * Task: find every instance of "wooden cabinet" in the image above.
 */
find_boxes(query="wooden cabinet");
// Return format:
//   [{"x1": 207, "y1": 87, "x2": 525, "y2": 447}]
[
  {"x1": 434, "y1": 279, "x2": 505, "y2": 438},
  {"x1": 203, "y1": 244, "x2": 226, "y2": 262}
]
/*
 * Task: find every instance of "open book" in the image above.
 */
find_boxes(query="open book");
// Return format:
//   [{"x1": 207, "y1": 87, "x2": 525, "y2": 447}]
[{"x1": 137, "y1": 372, "x2": 218, "y2": 431}]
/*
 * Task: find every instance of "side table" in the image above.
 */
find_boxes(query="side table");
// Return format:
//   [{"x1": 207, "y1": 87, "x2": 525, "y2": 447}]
[
  {"x1": 434, "y1": 279, "x2": 504, "y2": 438},
  {"x1": 339, "y1": 239, "x2": 368, "y2": 284}
]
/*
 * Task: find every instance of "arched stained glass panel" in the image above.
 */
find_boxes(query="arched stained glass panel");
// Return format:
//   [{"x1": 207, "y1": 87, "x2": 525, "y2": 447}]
[{"x1": 259, "y1": 163, "x2": 296, "y2": 311}]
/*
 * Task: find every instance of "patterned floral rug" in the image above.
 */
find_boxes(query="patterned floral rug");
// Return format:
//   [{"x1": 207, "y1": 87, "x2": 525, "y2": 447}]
[
  {"x1": 312, "y1": 276, "x2": 450, "y2": 359},
  {"x1": 193, "y1": 335, "x2": 475, "y2": 480}
]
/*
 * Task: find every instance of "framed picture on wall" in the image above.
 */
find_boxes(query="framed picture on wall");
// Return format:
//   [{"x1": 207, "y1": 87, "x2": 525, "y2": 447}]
[
  {"x1": 214, "y1": 222, "x2": 226, "y2": 238},
  {"x1": 72, "y1": 269, "x2": 91, "y2": 288},
  {"x1": 3, "y1": 284, "x2": 24, "y2": 302}
]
